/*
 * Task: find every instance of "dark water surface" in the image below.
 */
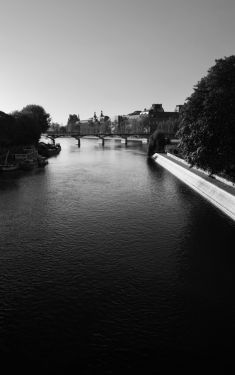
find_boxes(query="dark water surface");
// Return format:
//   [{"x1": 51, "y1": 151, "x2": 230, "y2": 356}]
[{"x1": 0, "y1": 138, "x2": 234, "y2": 370}]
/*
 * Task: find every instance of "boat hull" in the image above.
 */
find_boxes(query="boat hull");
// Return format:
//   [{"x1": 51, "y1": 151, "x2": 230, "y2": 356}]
[
  {"x1": 0, "y1": 164, "x2": 19, "y2": 172},
  {"x1": 38, "y1": 142, "x2": 61, "y2": 157}
]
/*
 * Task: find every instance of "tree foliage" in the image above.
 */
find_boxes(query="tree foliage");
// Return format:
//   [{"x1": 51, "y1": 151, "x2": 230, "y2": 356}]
[
  {"x1": 177, "y1": 56, "x2": 235, "y2": 175},
  {"x1": 0, "y1": 111, "x2": 16, "y2": 147},
  {"x1": 148, "y1": 130, "x2": 166, "y2": 156},
  {"x1": 0, "y1": 105, "x2": 51, "y2": 148},
  {"x1": 21, "y1": 104, "x2": 51, "y2": 133},
  {"x1": 12, "y1": 111, "x2": 42, "y2": 145},
  {"x1": 49, "y1": 122, "x2": 61, "y2": 133},
  {"x1": 67, "y1": 114, "x2": 80, "y2": 132},
  {"x1": 157, "y1": 118, "x2": 180, "y2": 136},
  {"x1": 100, "y1": 116, "x2": 111, "y2": 133}
]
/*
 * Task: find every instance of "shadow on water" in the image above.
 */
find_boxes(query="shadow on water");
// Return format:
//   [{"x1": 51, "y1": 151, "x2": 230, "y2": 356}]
[
  {"x1": 0, "y1": 178, "x2": 20, "y2": 191},
  {"x1": 0, "y1": 168, "x2": 46, "y2": 192},
  {"x1": 146, "y1": 155, "x2": 167, "y2": 181},
  {"x1": 146, "y1": 156, "x2": 159, "y2": 170}
]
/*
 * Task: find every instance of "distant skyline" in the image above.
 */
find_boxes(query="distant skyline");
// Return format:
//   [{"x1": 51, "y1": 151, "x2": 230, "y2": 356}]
[{"x1": 0, "y1": 0, "x2": 235, "y2": 124}]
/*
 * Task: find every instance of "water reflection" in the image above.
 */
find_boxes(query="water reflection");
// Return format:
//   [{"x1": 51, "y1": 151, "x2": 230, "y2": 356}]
[{"x1": 0, "y1": 138, "x2": 235, "y2": 369}]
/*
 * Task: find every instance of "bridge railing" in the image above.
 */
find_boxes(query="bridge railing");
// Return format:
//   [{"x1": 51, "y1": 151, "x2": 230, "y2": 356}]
[{"x1": 45, "y1": 131, "x2": 151, "y2": 138}]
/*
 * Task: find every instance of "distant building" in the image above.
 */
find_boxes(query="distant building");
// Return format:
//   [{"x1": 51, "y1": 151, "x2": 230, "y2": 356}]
[
  {"x1": 78, "y1": 104, "x2": 182, "y2": 137},
  {"x1": 148, "y1": 104, "x2": 180, "y2": 135},
  {"x1": 79, "y1": 111, "x2": 111, "y2": 135},
  {"x1": 92, "y1": 112, "x2": 98, "y2": 123},
  {"x1": 139, "y1": 108, "x2": 149, "y2": 116},
  {"x1": 99, "y1": 111, "x2": 111, "y2": 133},
  {"x1": 127, "y1": 110, "x2": 142, "y2": 118},
  {"x1": 175, "y1": 105, "x2": 183, "y2": 112},
  {"x1": 114, "y1": 103, "x2": 182, "y2": 137},
  {"x1": 79, "y1": 118, "x2": 97, "y2": 135},
  {"x1": 150, "y1": 104, "x2": 164, "y2": 113}
]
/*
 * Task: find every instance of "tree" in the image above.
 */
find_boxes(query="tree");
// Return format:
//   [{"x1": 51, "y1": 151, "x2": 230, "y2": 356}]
[
  {"x1": 100, "y1": 116, "x2": 111, "y2": 134},
  {"x1": 49, "y1": 122, "x2": 61, "y2": 133},
  {"x1": 157, "y1": 118, "x2": 180, "y2": 137},
  {"x1": 67, "y1": 114, "x2": 79, "y2": 131},
  {"x1": 177, "y1": 56, "x2": 235, "y2": 175},
  {"x1": 0, "y1": 111, "x2": 16, "y2": 147},
  {"x1": 139, "y1": 115, "x2": 150, "y2": 134},
  {"x1": 11, "y1": 111, "x2": 42, "y2": 145},
  {"x1": 67, "y1": 114, "x2": 80, "y2": 132},
  {"x1": 59, "y1": 126, "x2": 67, "y2": 134},
  {"x1": 0, "y1": 105, "x2": 51, "y2": 149},
  {"x1": 21, "y1": 104, "x2": 51, "y2": 133},
  {"x1": 147, "y1": 130, "x2": 166, "y2": 156}
]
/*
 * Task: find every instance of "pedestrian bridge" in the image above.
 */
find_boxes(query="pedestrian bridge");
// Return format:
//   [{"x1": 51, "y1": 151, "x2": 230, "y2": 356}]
[{"x1": 44, "y1": 132, "x2": 150, "y2": 147}]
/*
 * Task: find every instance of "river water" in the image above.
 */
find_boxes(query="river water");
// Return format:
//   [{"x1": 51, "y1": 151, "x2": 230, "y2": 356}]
[{"x1": 0, "y1": 138, "x2": 234, "y2": 370}]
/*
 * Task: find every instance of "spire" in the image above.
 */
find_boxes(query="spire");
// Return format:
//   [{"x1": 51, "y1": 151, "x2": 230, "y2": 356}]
[{"x1": 93, "y1": 112, "x2": 98, "y2": 122}]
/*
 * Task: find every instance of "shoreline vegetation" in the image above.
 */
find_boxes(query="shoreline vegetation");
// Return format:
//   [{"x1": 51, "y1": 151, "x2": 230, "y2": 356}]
[
  {"x1": 0, "y1": 105, "x2": 61, "y2": 172},
  {"x1": 148, "y1": 56, "x2": 235, "y2": 185}
]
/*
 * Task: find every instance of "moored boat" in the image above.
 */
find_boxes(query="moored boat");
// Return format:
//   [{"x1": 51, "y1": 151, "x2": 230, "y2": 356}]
[
  {"x1": 0, "y1": 163, "x2": 19, "y2": 172},
  {"x1": 19, "y1": 159, "x2": 38, "y2": 171},
  {"x1": 0, "y1": 151, "x2": 19, "y2": 172},
  {"x1": 15, "y1": 146, "x2": 48, "y2": 170},
  {"x1": 38, "y1": 142, "x2": 61, "y2": 157}
]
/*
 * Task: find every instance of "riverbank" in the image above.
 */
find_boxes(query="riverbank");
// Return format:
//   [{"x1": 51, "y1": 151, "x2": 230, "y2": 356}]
[{"x1": 152, "y1": 152, "x2": 235, "y2": 222}]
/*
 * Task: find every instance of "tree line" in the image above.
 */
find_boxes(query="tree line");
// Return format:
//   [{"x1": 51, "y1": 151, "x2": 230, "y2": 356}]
[
  {"x1": 177, "y1": 55, "x2": 235, "y2": 178},
  {"x1": 0, "y1": 105, "x2": 51, "y2": 149},
  {"x1": 149, "y1": 55, "x2": 235, "y2": 180}
]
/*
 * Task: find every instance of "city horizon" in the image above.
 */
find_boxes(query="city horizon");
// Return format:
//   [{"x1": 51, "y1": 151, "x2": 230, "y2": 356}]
[{"x1": 1, "y1": 0, "x2": 234, "y2": 124}]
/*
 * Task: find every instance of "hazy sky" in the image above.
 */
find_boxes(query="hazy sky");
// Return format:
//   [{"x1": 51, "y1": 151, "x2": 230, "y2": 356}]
[{"x1": 0, "y1": 0, "x2": 234, "y2": 123}]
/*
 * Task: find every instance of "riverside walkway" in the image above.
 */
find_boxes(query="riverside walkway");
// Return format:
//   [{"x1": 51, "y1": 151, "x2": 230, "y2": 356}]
[{"x1": 153, "y1": 152, "x2": 235, "y2": 221}]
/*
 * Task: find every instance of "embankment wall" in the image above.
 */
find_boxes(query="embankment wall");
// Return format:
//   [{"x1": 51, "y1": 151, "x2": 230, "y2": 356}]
[{"x1": 153, "y1": 153, "x2": 235, "y2": 222}]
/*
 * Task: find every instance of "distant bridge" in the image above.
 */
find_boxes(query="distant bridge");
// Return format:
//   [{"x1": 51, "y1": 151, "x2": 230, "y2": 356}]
[{"x1": 44, "y1": 132, "x2": 150, "y2": 147}]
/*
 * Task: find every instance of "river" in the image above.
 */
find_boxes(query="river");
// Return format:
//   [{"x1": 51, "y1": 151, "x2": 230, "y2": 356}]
[{"x1": 0, "y1": 138, "x2": 234, "y2": 370}]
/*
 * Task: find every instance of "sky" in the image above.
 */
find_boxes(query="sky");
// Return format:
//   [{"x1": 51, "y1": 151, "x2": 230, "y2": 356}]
[{"x1": 0, "y1": 0, "x2": 234, "y2": 124}]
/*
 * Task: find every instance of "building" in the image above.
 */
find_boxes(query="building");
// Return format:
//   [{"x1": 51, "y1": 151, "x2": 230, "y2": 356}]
[
  {"x1": 78, "y1": 104, "x2": 182, "y2": 137},
  {"x1": 175, "y1": 105, "x2": 183, "y2": 112},
  {"x1": 114, "y1": 104, "x2": 182, "y2": 137},
  {"x1": 79, "y1": 111, "x2": 111, "y2": 135},
  {"x1": 148, "y1": 104, "x2": 180, "y2": 136}
]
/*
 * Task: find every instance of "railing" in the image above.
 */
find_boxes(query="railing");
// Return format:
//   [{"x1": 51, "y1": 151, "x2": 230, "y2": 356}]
[{"x1": 45, "y1": 132, "x2": 151, "y2": 138}]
